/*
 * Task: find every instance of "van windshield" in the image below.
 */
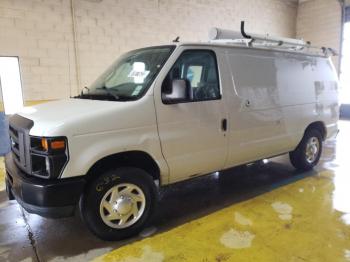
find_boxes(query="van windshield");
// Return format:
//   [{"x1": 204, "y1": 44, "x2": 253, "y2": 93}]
[{"x1": 77, "y1": 46, "x2": 175, "y2": 101}]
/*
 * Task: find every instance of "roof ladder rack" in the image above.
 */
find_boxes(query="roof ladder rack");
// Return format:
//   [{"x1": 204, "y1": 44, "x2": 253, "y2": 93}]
[{"x1": 208, "y1": 21, "x2": 337, "y2": 57}]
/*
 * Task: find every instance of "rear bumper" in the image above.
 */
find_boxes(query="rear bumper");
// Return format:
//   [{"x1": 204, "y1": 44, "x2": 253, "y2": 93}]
[
  {"x1": 5, "y1": 154, "x2": 85, "y2": 218},
  {"x1": 326, "y1": 122, "x2": 339, "y2": 140}
]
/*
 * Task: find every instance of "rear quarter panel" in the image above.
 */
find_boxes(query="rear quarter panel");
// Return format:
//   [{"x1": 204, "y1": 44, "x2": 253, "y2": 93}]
[{"x1": 277, "y1": 54, "x2": 339, "y2": 145}]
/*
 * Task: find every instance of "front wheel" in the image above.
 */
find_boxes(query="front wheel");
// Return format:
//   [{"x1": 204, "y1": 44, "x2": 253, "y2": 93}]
[
  {"x1": 80, "y1": 167, "x2": 157, "y2": 241},
  {"x1": 289, "y1": 129, "x2": 323, "y2": 171}
]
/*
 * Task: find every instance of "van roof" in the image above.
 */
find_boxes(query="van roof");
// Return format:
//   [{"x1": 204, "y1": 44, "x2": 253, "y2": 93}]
[{"x1": 167, "y1": 41, "x2": 331, "y2": 58}]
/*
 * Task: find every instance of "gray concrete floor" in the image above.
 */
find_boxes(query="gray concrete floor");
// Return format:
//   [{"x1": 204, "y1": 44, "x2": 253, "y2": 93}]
[{"x1": 0, "y1": 121, "x2": 348, "y2": 261}]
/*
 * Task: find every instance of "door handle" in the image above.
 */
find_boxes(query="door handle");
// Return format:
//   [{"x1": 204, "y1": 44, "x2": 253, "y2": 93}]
[{"x1": 221, "y1": 118, "x2": 227, "y2": 131}]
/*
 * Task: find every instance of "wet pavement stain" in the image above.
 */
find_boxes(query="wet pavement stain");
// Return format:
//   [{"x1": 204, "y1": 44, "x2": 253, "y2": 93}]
[
  {"x1": 21, "y1": 207, "x2": 40, "y2": 262},
  {"x1": 50, "y1": 248, "x2": 113, "y2": 262},
  {"x1": 94, "y1": 171, "x2": 350, "y2": 262},
  {"x1": 234, "y1": 212, "x2": 252, "y2": 226},
  {"x1": 220, "y1": 229, "x2": 255, "y2": 249},
  {"x1": 271, "y1": 201, "x2": 293, "y2": 220},
  {"x1": 95, "y1": 245, "x2": 164, "y2": 262}
]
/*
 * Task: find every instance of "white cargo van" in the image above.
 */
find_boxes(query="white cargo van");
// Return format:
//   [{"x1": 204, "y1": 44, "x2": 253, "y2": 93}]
[{"x1": 5, "y1": 24, "x2": 339, "y2": 240}]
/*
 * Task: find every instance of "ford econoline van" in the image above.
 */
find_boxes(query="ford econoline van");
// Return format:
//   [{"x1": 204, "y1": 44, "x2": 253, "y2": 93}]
[{"x1": 4, "y1": 27, "x2": 339, "y2": 240}]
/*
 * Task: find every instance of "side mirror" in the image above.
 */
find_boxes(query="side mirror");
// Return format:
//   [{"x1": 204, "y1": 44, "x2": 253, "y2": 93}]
[{"x1": 162, "y1": 79, "x2": 191, "y2": 104}]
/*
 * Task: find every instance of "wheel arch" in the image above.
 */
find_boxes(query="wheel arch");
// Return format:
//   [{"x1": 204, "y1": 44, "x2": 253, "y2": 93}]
[
  {"x1": 85, "y1": 150, "x2": 161, "y2": 184},
  {"x1": 305, "y1": 121, "x2": 327, "y2": 141}
]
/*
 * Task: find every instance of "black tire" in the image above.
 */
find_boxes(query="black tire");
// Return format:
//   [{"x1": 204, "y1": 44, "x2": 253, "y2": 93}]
[
  {"x1": 289, "y1": 129, "x2": 323, "y2": 171},
  {"x1": 79, "y1": 167, "x2": 157, "y2": 241}
]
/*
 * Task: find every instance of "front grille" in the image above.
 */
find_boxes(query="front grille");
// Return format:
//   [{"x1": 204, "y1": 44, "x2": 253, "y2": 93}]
[
  {"x1": 9, "y1": 125, "x2": 22, "y2": 165},
  {"x1": 8, "y1": 115, "x2": 34, "y2": 174},
  {"x1": 8, "y1": 115, "x2": 68, "y2": 179}
]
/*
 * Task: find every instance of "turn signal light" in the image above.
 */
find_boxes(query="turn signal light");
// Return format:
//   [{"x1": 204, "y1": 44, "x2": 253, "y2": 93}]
[
  {"x1": 51, "y1": 140, "x2": 65, "y2": 150},
  {"x1": 41, "y1": 138, "x2": 66, "y2": 151}
]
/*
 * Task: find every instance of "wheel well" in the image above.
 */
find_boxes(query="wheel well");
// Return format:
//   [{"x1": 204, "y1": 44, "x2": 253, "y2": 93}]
[
  {"x1": 305, "y1": 121, "x2": 327, "y2": 140},
  {"x1": 85, "y1": 151, "x2": 161, "y2": 183}
]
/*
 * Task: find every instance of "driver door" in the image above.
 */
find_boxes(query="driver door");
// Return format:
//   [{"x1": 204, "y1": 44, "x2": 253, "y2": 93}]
[{"x1": 154, "y1": 48, "x2": 228, "y2": 183}]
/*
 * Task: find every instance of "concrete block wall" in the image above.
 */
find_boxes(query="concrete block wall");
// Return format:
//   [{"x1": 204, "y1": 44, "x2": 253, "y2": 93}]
[
  {"x1": 0, "y1": 0, "x2": 297, "y2": 102},
  {"x1": 0, "y1": 0, "x2": 75, "y2": 101},
  {"x1": 296, "y1": 0, "x2": 342, "y2": 72}
]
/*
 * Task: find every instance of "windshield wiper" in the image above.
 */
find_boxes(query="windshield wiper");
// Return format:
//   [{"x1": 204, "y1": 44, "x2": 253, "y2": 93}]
[
  {"x1": 96, "y1": 87, "x2": 120, "y2": 100},
  {"x1": 73, "y1": 87, "x2": 132, "y2": 101}
]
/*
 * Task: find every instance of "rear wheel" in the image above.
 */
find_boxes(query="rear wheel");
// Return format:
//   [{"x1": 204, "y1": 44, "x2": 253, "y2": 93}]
[
  {"x1": 289, "y1": 129, "x2": 323, "y2": 171},
  {"x1": 80, "y1": 167, "x2": 157, "y2": 241}
]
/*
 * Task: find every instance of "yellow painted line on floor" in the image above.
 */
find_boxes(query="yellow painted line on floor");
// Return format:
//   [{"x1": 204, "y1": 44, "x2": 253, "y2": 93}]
[
  {"x1": 94, "y1": 171, "x2": 350, "y2": 262},
  {"x1": 24, "y1": 100, "x2": 53, "y2": 106},
  {"x1": 0, "y1": 157, "x2": 5, "y2": 191},
  {"x1": 1, "y1": 100, "x2": 52, "y2": 112}
]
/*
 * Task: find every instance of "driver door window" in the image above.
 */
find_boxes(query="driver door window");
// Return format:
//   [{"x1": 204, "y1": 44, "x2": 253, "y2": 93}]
[
  {"x1": 187, "y1": 65, "x2": 203, "y2": 88},
  {"x1": 163, "y1": 50, "x2": 221, "y2": 102}
]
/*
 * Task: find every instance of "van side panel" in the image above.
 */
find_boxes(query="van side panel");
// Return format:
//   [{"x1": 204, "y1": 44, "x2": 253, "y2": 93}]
[
  {"x1": 224, "y1": 47, "x2": 338, "y2": 168},
  {"x1": 277, "y1": 54, "x2": 339, "y2": 146},
  {"x1": 316, "y1": 58, "x2": 339, "y2": 139},
  {"x1": 224, "y1": 48, "x2": 291, "y2": 166}
]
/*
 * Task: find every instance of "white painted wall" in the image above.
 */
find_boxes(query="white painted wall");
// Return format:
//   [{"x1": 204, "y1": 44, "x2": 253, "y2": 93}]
[
  {"x1": 296, "y1": 0, "x2": 342, "y2": 72},
  {"x1": 0, "y1": 0, "x2": 297, "y2": 102}
]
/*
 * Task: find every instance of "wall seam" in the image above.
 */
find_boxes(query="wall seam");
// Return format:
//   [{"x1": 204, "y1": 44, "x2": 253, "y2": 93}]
[{"x1": 70, "y1": 0, "x2": 81, "y2": 95}]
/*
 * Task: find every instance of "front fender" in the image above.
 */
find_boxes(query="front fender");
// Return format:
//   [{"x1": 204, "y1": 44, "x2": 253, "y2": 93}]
[{"x1": 60, "y1": 125, "x2": 169, "y2": 183}]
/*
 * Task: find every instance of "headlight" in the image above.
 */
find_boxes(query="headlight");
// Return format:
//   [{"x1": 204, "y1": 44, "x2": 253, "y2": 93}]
[{"x1": 30, "y1": 136, "x2": 69, "y2": 179}]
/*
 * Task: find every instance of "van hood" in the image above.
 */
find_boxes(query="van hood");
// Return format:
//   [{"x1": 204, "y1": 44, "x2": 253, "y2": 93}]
[{"x1": 17, "y1": 99, "x2": 134, "y2": 136}]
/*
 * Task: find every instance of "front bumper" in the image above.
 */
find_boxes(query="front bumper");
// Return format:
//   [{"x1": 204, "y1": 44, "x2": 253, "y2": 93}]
[{"x1": 5, "y1": 154, "x2": 85, "y2": 218}]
